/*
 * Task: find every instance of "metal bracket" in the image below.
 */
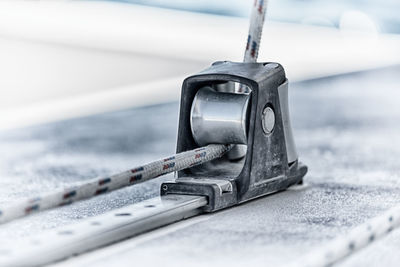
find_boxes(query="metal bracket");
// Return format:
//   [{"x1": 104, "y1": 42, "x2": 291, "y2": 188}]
[{"x1": 161, "y1": 61, "x2": 307, "y2": 212}]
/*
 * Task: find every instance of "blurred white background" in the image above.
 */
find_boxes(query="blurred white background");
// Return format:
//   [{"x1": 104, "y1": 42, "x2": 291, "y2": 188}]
[{"x1": 0, "y1": 0, "x2": 399, "y2": 129}]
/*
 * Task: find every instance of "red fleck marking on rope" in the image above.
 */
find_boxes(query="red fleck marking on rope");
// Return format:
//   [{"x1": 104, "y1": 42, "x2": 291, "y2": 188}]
[
  {"x1": 131, "y1": 167, "x2": 144, "y2": 173},
  {"x1": 163, "y1": 162, "x2": 175, "y2": 170},
  {"x1": 63, "y1": 190, "x2": 76, "y2": 199},
  {"x1": 25, "y1": 204, "x2": 39, "y2": 214},
  {"x1": 98, "y1": 178, "x2": 111, "y2": 186},
  {"x1": 250, "y1": 41, "x2": 257, "y2": 58},
  {"x1": 195, "y1": 152, "x2": 206, "y2": 159},
  {"x1": 163, "y1": 156, "x2": 175, "y2": 162},
  {"x1": 129, "y1": 174, "x2": 143, "y2": 183},
  {"x1": 95, "y1": 188, "x2": 108, "y2": 195},
  {"x1": 258, "y1": 0, "x2": 264, "y2": 13}
]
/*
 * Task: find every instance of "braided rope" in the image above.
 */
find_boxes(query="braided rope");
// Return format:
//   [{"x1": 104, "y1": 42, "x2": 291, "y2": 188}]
[
  {"x1": 0, "y1": 1, "x2": 268, "y2": 225},
  {"x1": 241, "y1": 2, "x2": 400, "y2": 263},
  {"x1": 3, "y1": 3, "x2": 397, "y2": 265},
  {"x1": 0, "y1": 144, "x2": 231, "y2": 224},
  {"x1": 243, "y1": 0, "x2": 267, "y2": 63},
  {"x1": 231, "y1": 0, "x2": 268, "y2": 157},
  {"x1": 237, "y1": 0, "x2": 267, "y2": 94},
  {"x1": 290, "y1": 204, "x2": 400, "y2": 267}
]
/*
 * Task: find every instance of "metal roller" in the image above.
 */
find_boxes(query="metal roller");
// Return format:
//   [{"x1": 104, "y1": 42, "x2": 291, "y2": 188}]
[{"x1": 190, "y1": 87, "x2": 250, "y2": 146}]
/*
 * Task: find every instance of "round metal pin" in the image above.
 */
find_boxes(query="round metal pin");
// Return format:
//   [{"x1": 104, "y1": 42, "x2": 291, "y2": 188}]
[{"x1": 262, "y1": 106, "x2": 275, "y2": 134}]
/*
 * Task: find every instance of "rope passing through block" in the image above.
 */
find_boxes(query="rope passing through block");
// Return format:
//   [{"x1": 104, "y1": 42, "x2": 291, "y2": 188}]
[
  {"x1": 0, "y1": 144, "x2": 231, "y2": 224},
  {"x1": 0, "y1": 0, "x2": 269, "y2": 227}
]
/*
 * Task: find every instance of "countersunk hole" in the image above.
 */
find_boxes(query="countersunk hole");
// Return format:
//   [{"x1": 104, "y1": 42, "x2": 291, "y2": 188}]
[
  {"x1": 369, "y1": 234, "x2": 375, "y2": 242},
  {"x1": 144, "y1": 205, "x2": 156, "y2": 208},
  {"x1": 115, "y1": 213, "x2": 131, "y2": 216},
  {"x1": 90, "y1": 221, "x2": 101, "y2": 226},
  {"x1": 263, "y1": 62, "x2": 279, "y2": 68},
  {"x1": 58, "y1": 230, "x2": 74, "y2": 235}
]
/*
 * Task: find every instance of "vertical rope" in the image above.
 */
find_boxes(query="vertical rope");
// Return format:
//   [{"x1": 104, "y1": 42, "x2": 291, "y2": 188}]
[
  {"x1": 238, "y1": 0, "x2": 267, "y2": 96},
  {"x1": 0, "y1": 0, "x2": 268, "y2": 226},
  {"x1": 231, "y1": 0, "x2": 268, "y2": 158},
  {"x1": 243, "y1": 0, "x2": 268, "y2": 64}
]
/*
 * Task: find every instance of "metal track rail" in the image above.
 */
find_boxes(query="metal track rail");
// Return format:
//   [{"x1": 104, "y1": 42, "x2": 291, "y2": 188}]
[{"x1": 0, "y1": 195, "x2": 207, "y2": 267}]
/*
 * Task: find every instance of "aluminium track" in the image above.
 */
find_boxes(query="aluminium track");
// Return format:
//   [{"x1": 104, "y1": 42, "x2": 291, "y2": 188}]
[{"x1": 0, "y1": 195, "x2": 207, "y2": 267}]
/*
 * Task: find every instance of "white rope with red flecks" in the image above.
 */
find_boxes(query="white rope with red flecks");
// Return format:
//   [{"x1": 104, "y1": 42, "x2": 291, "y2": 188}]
[
  {"x1": 237, "y1": 0, "x2": 267, "y2": 95},
  {"x1": 289, "y1": 204, "x2": 400, "y2": 267},
  {"x1": 1, "y1": 2, "x2": 397, "y2": 266},
  {"x1": 232, "y1": 0, "x2": 268, "y2": 158},
  {"x1": 0, "y1": 144, "x2": 231, "y2": 224},
  {"x1": 0, "y1": 1, "x2": 270, "y2": 225},
  {"x1": 242, "y1": 2, "x2": 400, "y2": 265},
  {"x1": 243, "y1": 0, "x2": 267, "y2": 64}
]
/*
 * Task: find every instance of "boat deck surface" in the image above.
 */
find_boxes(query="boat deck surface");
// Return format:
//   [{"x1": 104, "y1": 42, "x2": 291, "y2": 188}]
[{"x1": 0, "y1": 66, "x2": 399, "y2": 266}]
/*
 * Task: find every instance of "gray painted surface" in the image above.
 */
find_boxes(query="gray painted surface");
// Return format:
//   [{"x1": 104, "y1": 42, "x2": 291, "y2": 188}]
[{"x1": 0, "y1": 66, "x2": 400, "y2": 266}]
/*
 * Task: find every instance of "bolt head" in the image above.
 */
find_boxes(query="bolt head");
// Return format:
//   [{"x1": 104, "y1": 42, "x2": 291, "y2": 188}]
[{"x1": 262, "y1": 106, "x2": 275, "y2": 134}]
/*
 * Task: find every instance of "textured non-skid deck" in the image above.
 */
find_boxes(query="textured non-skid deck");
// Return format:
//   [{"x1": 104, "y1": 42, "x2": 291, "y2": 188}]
[{"x1": 0, "y1": 66, "x2": 399, "y2": 266}]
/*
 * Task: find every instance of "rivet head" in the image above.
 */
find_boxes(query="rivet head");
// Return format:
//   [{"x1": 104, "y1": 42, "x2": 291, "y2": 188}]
[{"x1": 262, "y1": 106, "x2": 275, "y2": 134}]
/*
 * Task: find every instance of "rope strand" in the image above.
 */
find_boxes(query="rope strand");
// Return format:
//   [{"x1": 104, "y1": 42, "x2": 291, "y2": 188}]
[
  {"x1": 0, "y1": 144, "x2": 231, "y2": 224},
  {"x1": 291, "y1": 204, "x2": 400, "y2": 267}
]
